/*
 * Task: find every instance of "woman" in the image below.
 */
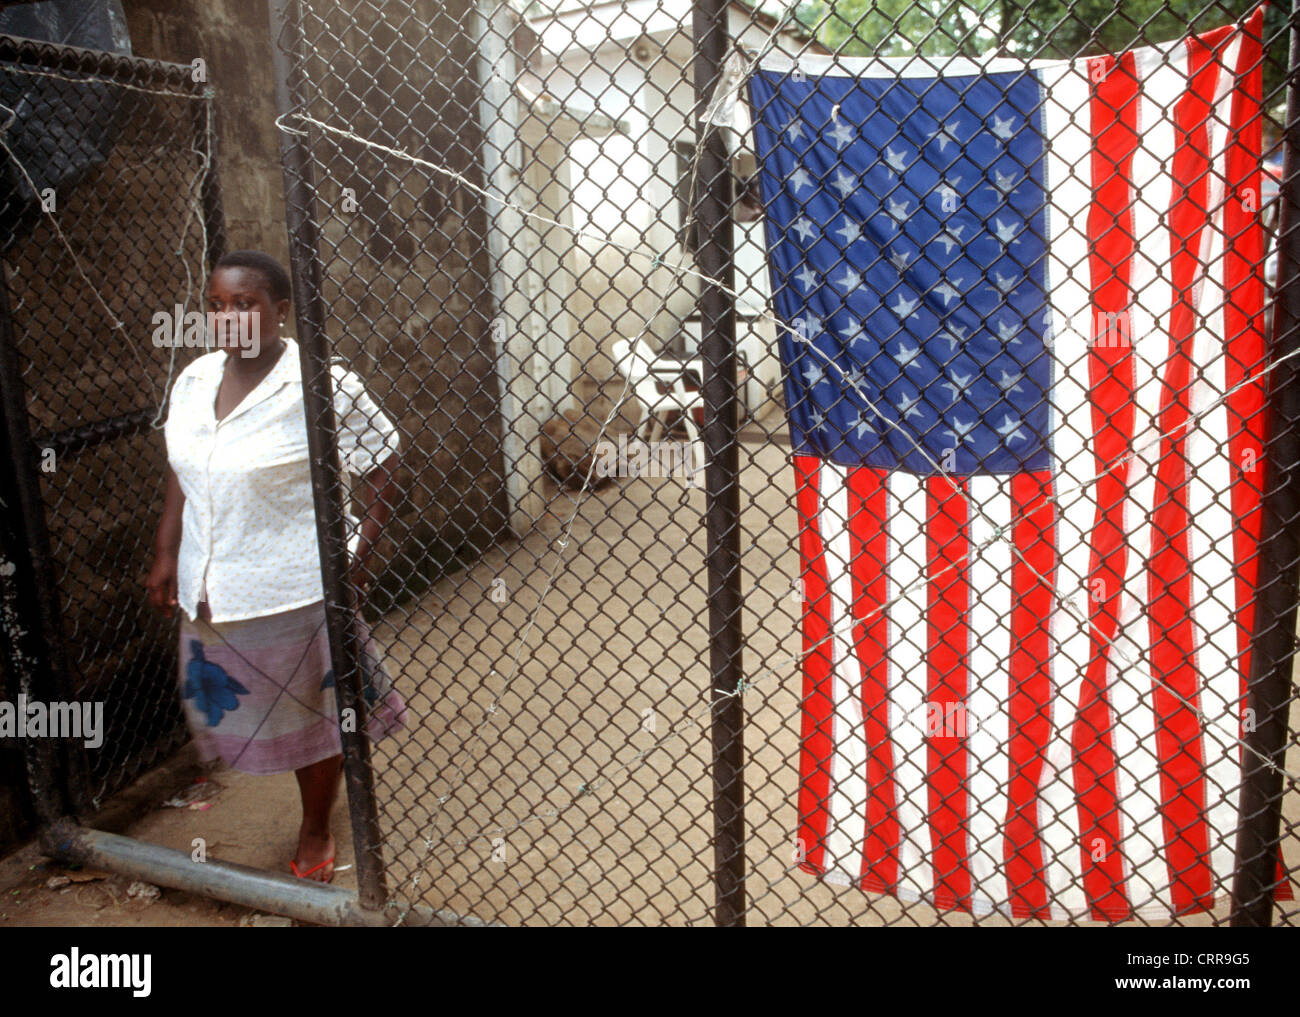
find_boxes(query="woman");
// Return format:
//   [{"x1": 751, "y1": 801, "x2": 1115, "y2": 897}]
[{"x1": 146, "y1": 250, "x2": 406, "y2": 884}]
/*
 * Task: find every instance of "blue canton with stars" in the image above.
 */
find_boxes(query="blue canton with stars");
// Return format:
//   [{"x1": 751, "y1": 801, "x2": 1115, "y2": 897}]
[{"x1": 748, "y1": 67, "x2": 1053, "y2": 475}]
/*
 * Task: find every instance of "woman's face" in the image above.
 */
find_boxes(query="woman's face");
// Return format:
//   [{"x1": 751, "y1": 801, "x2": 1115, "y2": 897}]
[{"x1": 207, "y1": 266, "x2": 289, "y2": 359}]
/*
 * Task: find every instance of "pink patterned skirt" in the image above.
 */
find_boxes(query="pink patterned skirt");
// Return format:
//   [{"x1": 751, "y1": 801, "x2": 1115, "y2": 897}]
[{"x1": 177, "y1": 600, "x2": 407, "y2": 775}]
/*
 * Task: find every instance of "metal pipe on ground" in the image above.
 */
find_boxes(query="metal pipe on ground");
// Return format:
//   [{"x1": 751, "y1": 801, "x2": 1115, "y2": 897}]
[{"x1": 38, "y1": 819, "x2": 495, "y2": 927}]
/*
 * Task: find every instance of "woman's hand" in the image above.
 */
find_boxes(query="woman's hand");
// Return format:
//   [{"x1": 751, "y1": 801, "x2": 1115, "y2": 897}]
[
  {"x1": 146, "y1": 553, "x2": 180, "y2": 617},
  {"x1": 348, "y1": 450, "x2": 399, "y2": 599},
  {"x1": 148, "y1": 465, "x2": 186, "y2": 618},
  {"x1": 348, "y1": 546, "x2": 373, "y2": 596}
]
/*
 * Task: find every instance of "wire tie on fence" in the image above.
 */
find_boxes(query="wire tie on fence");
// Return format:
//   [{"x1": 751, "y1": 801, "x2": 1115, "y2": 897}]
[{"x1": 274, "y1": 110, "x2": 309, "y2": 138}]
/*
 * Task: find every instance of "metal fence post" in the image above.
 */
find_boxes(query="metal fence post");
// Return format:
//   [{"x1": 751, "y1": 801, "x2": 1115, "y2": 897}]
[
  {"x1": 1231, "y1": 0, "x2": 1300, "y2": 928},
  {"x1": 692, "y1": 0, "x2": 747, "y2": 927},
  {"x1": 267, "y1": 0, "x2": 389, "y2": 911}
]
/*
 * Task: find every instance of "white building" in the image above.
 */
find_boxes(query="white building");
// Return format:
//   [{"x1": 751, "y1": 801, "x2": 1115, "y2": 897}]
[{"x1": 517, "y1": 0, "x2": 825, "y2": 418}]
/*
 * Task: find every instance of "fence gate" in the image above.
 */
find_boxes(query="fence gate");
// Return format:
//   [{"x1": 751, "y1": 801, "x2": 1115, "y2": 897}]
[
  {"x1": 268, "y1": 0, "x2": 1300, "y2": 925},
  {"x1": 0, "y1": 34, "x2": 224, "y2": 823}
]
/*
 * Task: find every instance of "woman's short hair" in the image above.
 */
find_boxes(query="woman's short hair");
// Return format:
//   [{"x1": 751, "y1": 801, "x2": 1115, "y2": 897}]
[{"x1": 215, "y1": 250, "x2": 292, "y2": 304}]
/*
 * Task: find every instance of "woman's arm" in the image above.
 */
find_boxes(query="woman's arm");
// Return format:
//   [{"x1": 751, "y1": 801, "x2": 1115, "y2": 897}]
[
  {"x1": 146, "y1": 465, "x2": 185, "y2": 617},
  {"x1": 349, "y1": 449, "x2": 401, "y2": 592}
]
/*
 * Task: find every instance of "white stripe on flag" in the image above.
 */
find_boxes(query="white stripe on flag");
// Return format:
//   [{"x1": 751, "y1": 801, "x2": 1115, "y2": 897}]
[
  {"x1": 966, "y1": 476, "x2": 1012, "y2": 913},
  {"x1": 1039, "y1": 57, "x2": 1092, "y2": 919},
  {"x1": 820, "y1": 461, "x2": 868, "y2": 885},
  {"x1": 1118, "y1": 40, "x2": 1192, "y2": 913},
  {"x1": 887, "y1": 471, "x2": 931, "y2": 903},
  {"x1": 1189, "y1": 30, "x2": 1246, "y2": 891}
]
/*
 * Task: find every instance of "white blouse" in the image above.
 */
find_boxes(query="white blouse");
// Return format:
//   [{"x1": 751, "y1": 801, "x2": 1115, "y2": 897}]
[{"x1": 164, "y1": 337, "x2": 401, "y2": 624}]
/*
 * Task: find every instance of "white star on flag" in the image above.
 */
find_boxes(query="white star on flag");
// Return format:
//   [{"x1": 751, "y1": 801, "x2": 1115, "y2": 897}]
[
  {"x1": 934, "y1": 280, "x2": 962, "y2": 306},
  {"x1": 832, "y1": 169, "x2": 857, "y2": 198},
  {"x1": 951, "y1": 415, "x2": 977, "y2": 440},
  {"x1": 791, "y1": 217, "x2": 817, "y2": 244},
  {"x1": 884, "y1": 145, "x2": 909, "y2": 173},
  {"x1": 788, "y1": 167, "x2": 814, "y2": 193},
  {"x1": 996, "y1": 414, "x2": 1028, "y2": 444},
  {"x1": 933, "y1": 119, "x2": 961, "y2": 153},
  {"x1": 889, "y1": 294, "x2": 919, "y2": 319},
  {"x1": 836, "y1": 218, "x2": 863, "y2": 244},
  {"x1": 843, "y1": 318, "x2": 870, "y2": 352},
  {"x1": 893, "y1": 339, "x2": 921, "y2": 366},
  {"x1": 898, "y1": 394, "x2": 924, "y2": 420},
  {"x1": 995, "y1": 368, "x2": 1023, "y2": 391},
  {"x1": 796, "y1": 312, "x2": 824, "y2": 339},
  {"x1": 830, "y1": 120, "x2": 855, "y2": 149},
  {"x1": 937, "y1": 224, "x2": 966, "y2": 254}
]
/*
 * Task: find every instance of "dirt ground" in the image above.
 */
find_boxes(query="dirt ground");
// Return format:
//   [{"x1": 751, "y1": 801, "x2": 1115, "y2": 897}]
[
  {"x1": 0, "y1": 749, "x2": 335, "y2": 926},
  {"x1": 1, "y1": 436, "x2": 1298, "y2": 926}
]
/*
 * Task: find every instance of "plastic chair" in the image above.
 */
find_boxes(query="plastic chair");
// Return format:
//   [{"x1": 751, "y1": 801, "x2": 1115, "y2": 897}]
[{"x1": 610, "y1": 337, "x2": 705, "y2": 481}]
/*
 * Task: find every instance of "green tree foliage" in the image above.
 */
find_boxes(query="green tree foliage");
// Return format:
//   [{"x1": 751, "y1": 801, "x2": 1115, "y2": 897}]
[{"x1": 792, "y1": 0, "x2": 1287, "y2": 103}]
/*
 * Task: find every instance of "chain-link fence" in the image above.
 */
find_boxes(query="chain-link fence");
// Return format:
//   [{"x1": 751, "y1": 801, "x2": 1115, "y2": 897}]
[
  {"x1": 0, "y1": 35, "x2": 224, "y2": 816},
  {"x1": 256, "y1": 0, "x2": 1300, "y2": 925},
  {"x1": 3, "y1": 0, "x2": 1297, "y2": 928}
]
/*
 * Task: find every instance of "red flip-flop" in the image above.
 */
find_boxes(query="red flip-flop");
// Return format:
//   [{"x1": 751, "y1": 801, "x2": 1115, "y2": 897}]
[{"x1": 290, "y1": 856, "x2": 335, "y2": 883}]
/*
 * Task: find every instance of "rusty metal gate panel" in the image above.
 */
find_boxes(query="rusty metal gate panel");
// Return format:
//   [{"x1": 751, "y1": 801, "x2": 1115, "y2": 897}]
[{"x1": 0, "y1": 34, "x2": 224, "y2": 817}]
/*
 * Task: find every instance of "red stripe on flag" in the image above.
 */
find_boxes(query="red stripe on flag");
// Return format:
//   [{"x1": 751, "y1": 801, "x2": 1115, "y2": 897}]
[
  {"x1": 847, "y1": 466, "x2": 900, "y2": 892},
  {"x1": 926, "y1": 477, "x2": 972, "y2": 911},
  {"x1": 1077, "y1": 49, "x2": 1139, "y2": 922},
  {"x1": 794, "y1": 454, "x2": 833, "y2": 876},
  {"x1": 1145, "y1": 33, "x2": 1226, "y2": 914},
  {"x1": 1005, "y1": 470, "x2": 1056, "y2": 919}
]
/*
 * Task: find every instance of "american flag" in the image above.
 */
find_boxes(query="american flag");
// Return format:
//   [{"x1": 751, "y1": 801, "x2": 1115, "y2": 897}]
[{"x1": 748, "y1": 9, "x2": 1292, "y2": 919}]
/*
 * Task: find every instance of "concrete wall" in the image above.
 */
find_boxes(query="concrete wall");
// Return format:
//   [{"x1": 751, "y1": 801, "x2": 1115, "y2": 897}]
[{"x1": 128, "y1": 0, "x2": 509, "y2": 603}]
